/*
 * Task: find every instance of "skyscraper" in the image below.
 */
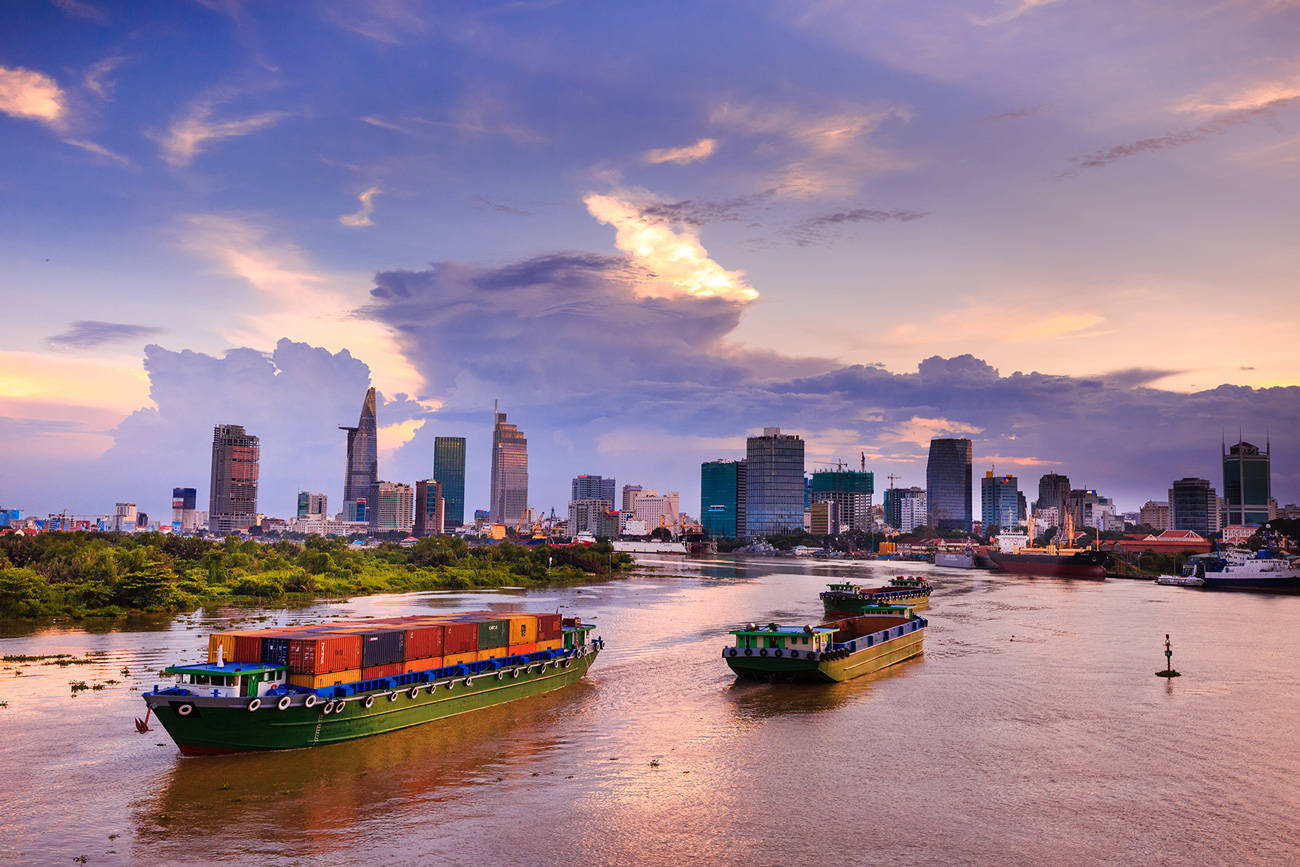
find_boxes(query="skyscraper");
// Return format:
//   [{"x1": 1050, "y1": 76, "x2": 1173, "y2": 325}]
[
  {"x1": 621, "y1": 485, "x2": 643, "y2": 512},
  {"x1": 701, "y1": 459, "x2": 746, "y2": 538},
  {"x1": 490, "y1": 403, "x2": 528, "y2": 526},
  {"x1": 1036, "y1": 473, "x2": 1071, "y2": 525},
  {"x1": 571, "y1": 475, "x2": 616, "y2": 508},
  {"x1": 209, "y1": 423, "x2": 259, "y2": 535},
  {"x1": 1223, "y1": 437, "x2": 1271, "y2": 525},
  {"x1": 981, "y1": 472, "x2": 1019, "y2": 530},
  {"x1": 745, "y1": 427, "x2": 805, "y2": 537},
  {"x1": 297, "y1": 491, "x2": 327, "y2": 518},
  {"x1": 340, "y1": 387, "x2": 378, "y2": 528},
  {"x1": 433, "y1": 436, "x2": 467, "y2": 528},
  {"x1": 373, "y1": 481, "x2": 414, "y2": 533},
  {"x1": 171, "y1": 487, "x2": 198, "y2": 532},
  {"x1": 1170, "y1": 477, "x2": 1215, "y2": 536},
  {"x1": 810, "y1": 470, "x2": 874, "y2": 531},
  {"x1": 414, "y1": 479, "x2": 444, "y2": 536},
  {"x1": 927, "y1": 438, "x2": 972, "y2": 532}
]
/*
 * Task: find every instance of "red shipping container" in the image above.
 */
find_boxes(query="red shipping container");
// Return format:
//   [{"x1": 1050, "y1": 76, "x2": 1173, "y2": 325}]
[
  {"x1": 288, "y1": 634, "x2": 363, "y2": 675},
  {"x1": 361, "y1": 663, "x2": 402, "y2": 679},
  {"x1": 404, "y1": 625, "x2": 445, "y2": 660},
  {"x1": 536, "y1": 614, "x2": 563, "y2": 642},
  {"x1": 232, "y1": 634, "x2": 264, "y2": 663},
  {"x1": 439, "y1": 622, "x2": 478, "y2": 655},
  {"x1": 508, "y1": 643, "x2": 537, "y2": 656}
]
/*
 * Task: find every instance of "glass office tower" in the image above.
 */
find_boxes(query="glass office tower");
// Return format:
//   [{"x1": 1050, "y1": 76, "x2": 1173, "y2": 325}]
[
  {"x1": 433, "y1": 436, "x2": 467, "y2": 528},
  {"x1": 701, "y1": 459, "x2": 746, "y2": 538},
  {"x1": 927, "y1": 438, "x2": 973, "y2": 532},
  {"x1": 1222, "y1": 438, "x2": 1270, "y2": 525},
  {"x1": 745, "y1": 428, "x2": 804, "y2": 537}
]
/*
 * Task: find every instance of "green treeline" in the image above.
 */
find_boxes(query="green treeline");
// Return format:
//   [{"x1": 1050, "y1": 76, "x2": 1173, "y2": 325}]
[{"x1": 0, "y1": 533, "x2": 633, "y2": 619}]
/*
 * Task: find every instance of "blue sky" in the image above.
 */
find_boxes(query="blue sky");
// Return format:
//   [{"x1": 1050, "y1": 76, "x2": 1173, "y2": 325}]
[{"x1": 1, "y1": 0, "x2": 1298, "y2": 521}]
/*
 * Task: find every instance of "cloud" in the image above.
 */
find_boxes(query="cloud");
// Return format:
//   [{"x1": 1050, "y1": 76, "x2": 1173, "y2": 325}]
[
  {"x1": 791, "y1": 206, "x2": 928, "y2": 246},
  {"x1": 63, "y1": 138, "x2": 131, "y2": 166},
  {"x1": 971, "y1": 0, "x2": 1063, "y2": 26},
  {"x1": 82, "y1": 55, "x2": 126, "y2": 99},
  {"x1": 156, "y1": 100, "x2": 289, "y2": 166},
  {"x1": 643, "y1": 138, "x2": 718, "y2": 165},
  {"x1": 0, "y1": 65, "x2": 66, "y2": 128},
  {"x1": 52, "y1": 0, "x2": 108, "y2": 23},
  {"x1": 339, "y1": 186, "x2": 382, "y2": 227},
  {"x1": 469, "y1": 196, "x2": 536, "y2": 217},
  {"x1": 883, "y1": 415, "x2": 985, "y2": 447},
  {"x1": 980, "y1": 104, "x2": 1050, "y2": 123},
  {"x1": 637, "y1": 190, "x2": 774, "y2": 228},
  {"x1": 584, "y1": 192, "x2": 759, "y2": 301},
  {"x1": 320, "y1": 0, "x2": 429, "y2": 44},
  {"x1": 1176, "y1": 77, "x2": 1300, "y2": 115},
  {"x1": 47, "y1": 321, "x2": 164, "y2": 349}
]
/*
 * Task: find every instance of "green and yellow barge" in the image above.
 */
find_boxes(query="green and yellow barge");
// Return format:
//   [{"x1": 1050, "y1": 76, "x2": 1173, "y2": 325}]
[{"x1": 820, "y1": 576, "x2": 932, "y2": 616}]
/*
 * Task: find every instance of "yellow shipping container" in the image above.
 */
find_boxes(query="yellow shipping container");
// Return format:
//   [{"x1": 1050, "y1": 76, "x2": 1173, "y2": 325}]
[
  {"x1": 536, "y1": 638, "x2": 563, "y2": 652},
  {"x1": 508, "y1": 615, "x2": 538, "y2": 645},
  {"x1": 402, "y1": 657, "x2": 443, "y2": 674},
  {"x1": 207, "y1": 633, "x2": 237, "y2": 664},
  {"x1": 476, "y1": 647, "x2": 507, "y2": 662},
  {"x1": 443, "y1": 651, "x2": 477, "y2": 667},
  {"x1": 289, "y1": 669, "x2": 361, "y2": 690}
]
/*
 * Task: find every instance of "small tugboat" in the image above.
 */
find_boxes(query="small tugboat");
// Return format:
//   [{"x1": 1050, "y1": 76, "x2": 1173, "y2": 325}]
[
  {"x1": 723, "y1": 604, "x2": 926, "y2": 683},
  {"x1": 820, "y1": 576, "x2": 932, "y2": 616},
  {"x1": 142, "y1": 613, "x2": 602, "y2": 755},
  {"x1": 1165, "y1": 549, "x2": 1300, "y2": 592}
]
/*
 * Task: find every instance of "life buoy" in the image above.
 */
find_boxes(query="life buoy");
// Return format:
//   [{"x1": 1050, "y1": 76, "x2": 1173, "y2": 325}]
[
  {"x1": 387, "y1": 691, "x2": 399, "y2": 702},
  {"x1": 511, "y1": 668, "x2": 521, "y2": 678},
  {"x1": 744, "y1": 648, "x2": 753, "y2": 657},
  {"x1": 276, "y1": 695, "x2": 291, "y2": 711},
  {"x1": 247, "y1": 698, "x2": 262, "y2": 712},
  {"x1": 176, "y1": 703, "x2": 194, "y2": 717},
  {"x1": 363, "y1": 695, "x2": 375, "y2": 709},
  {"x1": 561, "y1": 659, "x2": 571, "y2": 669},
  {"x1": 408, "y1": 687, "x2": 420, "y2": 699},
  {"x1": 789, "y1": 650, "x2": 799, "y2": 659},
  {"x1": 446, "y1": 680, "x2": 455, "y2": 690},
  {"x1": 304, "y1": 694, "x2": 318, "y2": 708},
  {"x1": 465, "y1": 677, "x2": 475, "y2": 687},
  {"x1": 322, "y1": 700, "x2": 335, "y2": 714},
  {"x1": 495, "y1": 671, "x2": 505, "y2": 681},
  {"x1": 759, "y1": 649, "x2": 768, "y2": 657},
  {"x1": 334, "y1": 700, "x2": 346, "y2": 714},
  {"x1": 774, "y1": 649, "x2": 783, "y2": 658}
]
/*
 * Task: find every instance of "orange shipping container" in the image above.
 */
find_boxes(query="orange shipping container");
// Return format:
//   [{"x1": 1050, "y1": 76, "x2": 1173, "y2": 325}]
[
  {"x1": 508, "y1": 616, "x2": 538, "y2": 645},
  {"x1": 536, "y1": 638, "x2": 564, "y2": 652},
  {"x1": 401, "y1": 657, "x2": 443, "y2": 674},
  {"x1": 361, "y1": 663, "x2": 402, "y2": 679},
  {"x1": 289, "y1": 669, "x2": 361, "y2": 690},
  {"x1": 443, "y1": 651, "x2": 477, "y2": 667},
  {"x1": 207, "y1": 633, "x2": 237, "y2": 664},
  {"x1": 508, "y1": 643, "x2": 537, "y2": 656},
  {"x1": 476, "y1": 647, "x2": 507, "y2": 662}
]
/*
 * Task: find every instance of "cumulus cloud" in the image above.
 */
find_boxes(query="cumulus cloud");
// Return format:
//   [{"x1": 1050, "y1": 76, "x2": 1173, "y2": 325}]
[
  {"x1": 584, "y1": 192, "x2": 759, "y2": 301},
  {"x1": 339, "y1": 186, "x2": 381, "y2": 227},
  {"x1": 0, "y1": 65, "x2": 66, "y2": 128},
  {"x1": 47, "y1": 321, "x2": 164, "y2": 348},
  {"x1": 156, "y1": 99, "x2": 288, "y2": 166},
  {"x1": 643, "y1": 138, "x2": 718, "y2": 165}
]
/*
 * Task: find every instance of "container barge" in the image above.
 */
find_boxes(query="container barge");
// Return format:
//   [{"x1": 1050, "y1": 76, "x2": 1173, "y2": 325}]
[
  {"x1": 820, "y1": 577, "x2": 932, "y2": 616},
  {"x1": 722, "y1": 604, "x2": 926, "y2": 683},
  {"x1": 142, "y1": 612, "x2": 602, "y2": 755}
]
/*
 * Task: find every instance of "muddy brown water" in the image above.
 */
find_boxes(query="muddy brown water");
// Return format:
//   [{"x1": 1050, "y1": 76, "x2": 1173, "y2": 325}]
[{"x1": 2, "y1": 557, "x2": 1297, "y2": 864}]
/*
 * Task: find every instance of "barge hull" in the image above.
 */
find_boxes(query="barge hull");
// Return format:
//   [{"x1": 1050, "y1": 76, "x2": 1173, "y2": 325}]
[{"x1": 725, "y1": 630, "x2": 924, "y2": 684}]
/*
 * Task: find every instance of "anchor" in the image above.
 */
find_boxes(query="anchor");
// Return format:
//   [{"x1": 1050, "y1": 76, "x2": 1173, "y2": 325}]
[
  {"x1": 134, "y1": 707, "x2": 152, "y2": 733},
  {"x1": 1156, "y1": 634, "x2": 1181, "y2": 678}
]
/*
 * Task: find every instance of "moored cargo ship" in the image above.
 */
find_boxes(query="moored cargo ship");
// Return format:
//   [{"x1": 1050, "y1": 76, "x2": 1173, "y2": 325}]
[
  {"x1": 986, "y1": 549, "x2": 1108, "y2": 579},
  {"x1": 723, "y1": 604, "x2": 926, "y2": 683},
  {"x1": 143, "y1": 612, "x2": 602, "y2": 755},
  {"x1": 820, "y1": 577, "x2": 932, "y2": 616}
]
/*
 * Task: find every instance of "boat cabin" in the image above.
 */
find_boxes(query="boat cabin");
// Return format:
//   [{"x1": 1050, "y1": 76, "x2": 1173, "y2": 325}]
[
  {"x1": 562, "y1": 623, "x2": 597, "y2": 650},
  {"x1": 163, "y1": 663, "x2": 288, "y2": 699},
  {"x1": 825, "y1": 582, "x2": 862, "y2": 594},
  {"x1": 729, "y1": 624, "x2": 838, "y2": 654}
]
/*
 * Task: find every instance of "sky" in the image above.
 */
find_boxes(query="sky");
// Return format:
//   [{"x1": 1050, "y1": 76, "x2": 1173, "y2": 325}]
[{"x1": 1, "y1": 0, "x2": 1298, "y2": 522}]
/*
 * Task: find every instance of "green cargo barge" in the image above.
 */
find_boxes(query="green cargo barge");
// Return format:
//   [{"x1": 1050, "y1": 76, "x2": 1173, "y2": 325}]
[{"x1": 143, "y1": 623, "x2": 601, "y2": 756}]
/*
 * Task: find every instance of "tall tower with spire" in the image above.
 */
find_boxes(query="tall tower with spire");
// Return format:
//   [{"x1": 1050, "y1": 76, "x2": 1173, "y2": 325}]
[
  {"x1": 1223, "y1": 430, "x2": 1271, "y2": 526},
  {"x1": 341, "y1": 387, "x2": 379, "y2": 526}
]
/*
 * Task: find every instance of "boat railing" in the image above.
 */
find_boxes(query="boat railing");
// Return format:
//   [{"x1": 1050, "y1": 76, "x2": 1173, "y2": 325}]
[
  {"x1": 831, "y1": 617, "x2": 927, "y2": 654},
  {"x1": 324, "y1": 646, "x2": 580, "y2": 697}
]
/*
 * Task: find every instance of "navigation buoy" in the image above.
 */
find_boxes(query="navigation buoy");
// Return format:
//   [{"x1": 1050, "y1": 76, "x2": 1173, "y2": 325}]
[{"x1": 1156, "y1": 633, "x2": 1181, "y2": 678}]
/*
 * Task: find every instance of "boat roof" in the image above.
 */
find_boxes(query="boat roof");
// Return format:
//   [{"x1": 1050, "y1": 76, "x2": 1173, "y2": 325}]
[
  {"x1": 165, "y1": 662, "x2": 286, "y2": 675},
  {"x1": 729, "y1": 625, "x2": 838, "y2": 637}
]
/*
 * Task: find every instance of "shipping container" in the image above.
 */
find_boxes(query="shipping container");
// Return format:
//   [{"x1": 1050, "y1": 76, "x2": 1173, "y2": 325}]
[
  {"x1": 288, "y1": 669, "x2": 361, "y2": 690},
  {"x1": 207, "y1": 633, "x2": 237, "y2": 664},
  {"x1": 403, "y1": 625, "x2": 445, "y2": 660},
  {"x1": 439, "y1": 622, "x2": 478, "y2": 655},
  {"x1": 537, "y1": 638, "x2": 564, "y2": 652},
  {"x1": 361, "y1": 662, "x2": 402, "y2": 679},
  {"x1": 287, "y1": 634, "x2": 363, "y2": 675},
  {"x1": 233, "y1": 633, "x2": 265, "y2": 663},
  {"x1": 508, "y1": 642, "x2": 537, "y2": 656},
  {"x1": 357, "y1": 629, "x2": 406, "y2": 668},
  {"x1": 475, "y1": 647, "x2": 507, "y2": 662},
  {"x1": 477, "y1": 619, "x2": 509, "y2": 650},
  {"x1": 401, "y1": 656, "x2": 443, "y2": 674},
  {"x1": 508, "y1": 615, "x2": 538, "y2": 645},
  {"x1": 536, "y1": 613, "x2": 563, "y2": 641},
  {"x1": 442, "y1": 650, "x2": 477, "y2": 667},
  {"x1": 260, "y1": 636, "x2": 294, "y2": 666}
]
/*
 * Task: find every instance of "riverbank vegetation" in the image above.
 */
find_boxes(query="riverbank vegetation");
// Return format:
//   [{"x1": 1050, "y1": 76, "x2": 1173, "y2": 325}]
[{"x1": 0, "y1": 533, "x2": 633, "y2": 619}]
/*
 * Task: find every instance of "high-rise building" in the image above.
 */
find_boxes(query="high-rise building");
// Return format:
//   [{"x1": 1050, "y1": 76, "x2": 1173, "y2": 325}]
[
  {"x1": 373, "y1": 481, "x2": 414, "y2": 533},
  {"x1": 433, "y1": 437, "x2": 466, "y2": 528},
  {"x1": 896, "y1": 488, "x2": 927, "y2": 533},
  {"x1": 297, "y1": 491, "x2": 327, "y2": 518},
  {"x1": 171, "y1": 487, "x2": 198, "y2": 532},
  {"x1": 489, "y1": 403, "x2": 528, "y2": 526},
  {"x1": 1139, "y1": 500, "x2": 1171, "y2": 531},
  {"x1": 568, "y1": 498, "x2": 613, "y2": 537},
  {"x1": 810, "y1": 500, "x2": 841, "y2": 536},
  {"x1": 1223, "y1": 437, "x2": 1271, "y2": 525},
  {"x1": 621, "y1": 485, "x2": 643, "y2": 512},
  {"x1": 1169, "y1": 478, "x2": 1216, "y2": 536},
  {"x1": 981, "y1": 472, "x2": 1019, "y2": 530},
  {"x1": 745, "y1": 427, "x2": 805, "y2": 537},
  {"x1": 700, "y1": 459, "x2": 746, "y2": 538},
  {"x1": 1036, "y1": 473, "x2": 1071, "y2": 525},
  {"x1": 112, "y1": 502, "x2": 138, "y2": 533},
  {"x1": 414, "y1": 479, "x2": 444, "y2": 536},
  {"x1": 810, "y1": 470, "x2": 874, "y2": 532},
  {"x1": 632, "y1": 490, "x2": 680, "y2": 534},
  {"x1": 209, "y1": 424, "x2": 259, "y2": 535},
  {"x1": 341, "y1": 387, "x2": 379, "y2": 528},
  {"x1": 927, "y1": 438, "x2": 972, "y2": 532},
  {"x1": 572, "y1": 475, "x2": 616, "y2": 508}
]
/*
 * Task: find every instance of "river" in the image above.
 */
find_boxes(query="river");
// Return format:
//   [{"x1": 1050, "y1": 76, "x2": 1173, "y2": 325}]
[{"x1": 1, "y1": 556, "x2": 1297, "y2": 865}]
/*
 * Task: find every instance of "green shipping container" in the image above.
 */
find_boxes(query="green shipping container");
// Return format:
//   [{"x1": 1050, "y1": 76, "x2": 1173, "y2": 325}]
[{"x1": 477, "y1": 619, "x2": 509, "y2": 649}]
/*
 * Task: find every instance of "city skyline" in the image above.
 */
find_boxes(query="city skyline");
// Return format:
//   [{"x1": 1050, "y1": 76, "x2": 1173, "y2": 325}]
[{"x1": 1, "y1": 4, "x2": 1298, "y2": 519}]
